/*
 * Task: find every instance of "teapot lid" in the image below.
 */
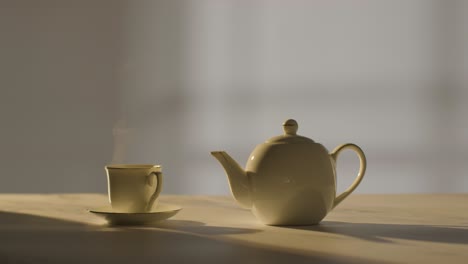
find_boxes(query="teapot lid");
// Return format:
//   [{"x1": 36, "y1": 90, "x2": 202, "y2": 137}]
[{"x1": 266, "y1": 119, "x2": 315, "y2": 144}]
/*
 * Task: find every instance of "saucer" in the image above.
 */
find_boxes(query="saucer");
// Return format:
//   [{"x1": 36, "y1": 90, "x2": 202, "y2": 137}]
[{"x1": 88, "y1": 203, "x2": 182, "y2": 225}]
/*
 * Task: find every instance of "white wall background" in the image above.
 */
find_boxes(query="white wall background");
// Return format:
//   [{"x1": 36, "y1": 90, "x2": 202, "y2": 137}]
[{"x1": 0, "y1": 0, "x2": 467, "y2": 194}]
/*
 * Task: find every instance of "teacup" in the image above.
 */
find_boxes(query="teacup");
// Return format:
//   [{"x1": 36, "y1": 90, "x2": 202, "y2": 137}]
[{"x1": 105, "y1": 164, "x2": 163, "y2": 213}]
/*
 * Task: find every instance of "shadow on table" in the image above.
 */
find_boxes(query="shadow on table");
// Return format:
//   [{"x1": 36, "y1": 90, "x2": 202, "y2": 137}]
[
  {"x1": 288, "y1": 221, "x2": 468, "y2": 244},
  {"x1": 0, "y1": 211, "x2": 378, "y2": 264},
  {"x1": 151, "y1": 219, "x2": 260, "y2": 235}
]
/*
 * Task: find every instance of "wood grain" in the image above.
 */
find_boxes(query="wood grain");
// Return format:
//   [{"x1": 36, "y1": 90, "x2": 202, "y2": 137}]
[{"x1": 0, "y1": 194, "x2": 467, "y2": 263}]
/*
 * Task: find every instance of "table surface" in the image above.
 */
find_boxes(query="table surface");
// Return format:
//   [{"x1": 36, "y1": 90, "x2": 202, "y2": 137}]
[{"x1": 0, "y1": 194, "x2": 467, "y2": 264}]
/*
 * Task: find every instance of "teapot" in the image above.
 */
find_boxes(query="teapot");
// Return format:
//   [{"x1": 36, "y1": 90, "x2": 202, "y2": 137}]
[{"x1": 211, "y1": 119, "x2": 366, "y2": 225}]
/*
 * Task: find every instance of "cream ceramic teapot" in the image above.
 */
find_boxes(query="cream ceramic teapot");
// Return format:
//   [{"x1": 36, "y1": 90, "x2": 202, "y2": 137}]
[{"x1": 211, "y1": 119, "x2": 366, "y2": 225}]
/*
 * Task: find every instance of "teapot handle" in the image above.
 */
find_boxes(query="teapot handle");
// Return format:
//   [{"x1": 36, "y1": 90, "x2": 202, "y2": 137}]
[{"x1": 330, "y1": 143, "x2": 367, "y2": 208}]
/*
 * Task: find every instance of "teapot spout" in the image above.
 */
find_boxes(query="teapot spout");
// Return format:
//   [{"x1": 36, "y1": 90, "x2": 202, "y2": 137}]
[{"x1": 211, "y1": 151, "x2": 252, "y2": 209}]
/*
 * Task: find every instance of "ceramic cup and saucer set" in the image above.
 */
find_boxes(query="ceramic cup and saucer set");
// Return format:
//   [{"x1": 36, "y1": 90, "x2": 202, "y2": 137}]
[
  {"x1": 90, "y1": 119, "x2": 367, "y2": 226},
  {"x1": 89, "y1": 165, "x2": 181, "y2": 225}
]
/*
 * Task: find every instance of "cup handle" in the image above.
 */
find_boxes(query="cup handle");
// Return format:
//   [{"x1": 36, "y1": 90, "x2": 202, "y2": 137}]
[
  {"x1": 145, "y1": 167, "x2": 163, "y2": 211},
  {"x1": 330, "y1": 143, "x2": 367, "y2": 209}
]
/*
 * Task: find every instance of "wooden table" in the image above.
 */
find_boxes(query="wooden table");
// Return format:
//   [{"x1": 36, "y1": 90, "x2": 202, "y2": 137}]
[{"x1": 0, "y1": 194, "x2": 467, "y2": 263}]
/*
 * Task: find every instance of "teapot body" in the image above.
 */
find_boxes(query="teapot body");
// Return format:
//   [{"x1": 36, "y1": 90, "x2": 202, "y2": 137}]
[
  {"x1": 211, "y1": 119, "x2": 367, "y2": 226},
  {"x1": 246, "y1": 142, "x2": 336, "y2": 225}
]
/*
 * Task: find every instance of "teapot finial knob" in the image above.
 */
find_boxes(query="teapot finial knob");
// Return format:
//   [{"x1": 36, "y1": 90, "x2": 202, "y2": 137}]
[{"x1": 283, "y1": 119, "x2": 298, "y2": 135}]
